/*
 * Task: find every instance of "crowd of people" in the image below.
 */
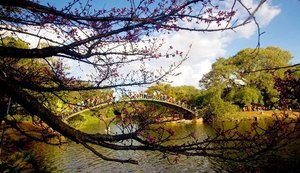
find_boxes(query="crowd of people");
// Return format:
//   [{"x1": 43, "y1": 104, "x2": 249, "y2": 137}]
[
  {"x1": 125, "y1": 91, "x2": 195, "y2": 111},
  {"x1": 66, "y1": 91, "x2": 195, "y2": 115},
  {"x1": 68, "y1": 93, "x2": 117, "y2": 113}
]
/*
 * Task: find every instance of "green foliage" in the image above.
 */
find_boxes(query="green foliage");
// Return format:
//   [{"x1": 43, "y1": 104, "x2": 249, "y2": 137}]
[
  {"x1": 199, "y1": 57, "x2": 237, "y2": 89},
  {"x1": 225, "y1": 87, "x2": 263, "y2": 107},
  {"x1": 0, "y1": 36, "x2": 29, "y2": 48},
  {"x1": 0, "y1": 151, "x2": 49, "y2": 173},
  {"x1": 274, "y1": 70, "x2": 300, "y2": 108},
  {"x1": 1, "y1": 36, "x2": 114, "y2": 118},
  {"x1": 69, "y1": 89, "x2": 112, "y2": 103},
  {"x1": 199, "y1": 47, "x2": 292, "y2": 110},
  {"x1": 147, "y1": 83, "x2": 174, "y2": 96},
  {"x1": 173, "y1": 85, "x2": 203, "y2": 107},
  {"x1": 146, "y1": 83, "x2": 203, "y2": 107},
  {"x1": 67, "y1": 114, "x2": 86, "y2": 127},
  {"x1": 197, "y1": 47, "x2": 295, "y2": 120},
  {"x1": 0, "y1": 37, "x2": 30, "y2": 69},
  {"x1": 199, "y1": 88, "x2": 238, "y2": 120}
]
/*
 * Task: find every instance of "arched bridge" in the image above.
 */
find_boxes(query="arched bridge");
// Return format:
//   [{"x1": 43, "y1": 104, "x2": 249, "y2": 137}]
[
  {"x1": 125, "y1": 98, "x2": 196, "y2": 119},
  {"x1": 65, "y1": 98, "x2": 197, "y2": 120}
]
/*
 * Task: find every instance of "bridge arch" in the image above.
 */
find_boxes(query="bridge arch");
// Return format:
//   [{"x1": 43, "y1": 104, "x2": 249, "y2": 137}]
[
  {"x1": 122, "y1": 98, "x2": 196, "y2": 119},
  {"x1": 65, "y1": 98, "x2": 197, "y2": 120}
]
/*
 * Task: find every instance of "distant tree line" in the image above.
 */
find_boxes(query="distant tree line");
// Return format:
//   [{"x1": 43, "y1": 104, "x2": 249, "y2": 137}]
[{"x1": 147, "y1": 47, "x2": 300, "y2": 121}]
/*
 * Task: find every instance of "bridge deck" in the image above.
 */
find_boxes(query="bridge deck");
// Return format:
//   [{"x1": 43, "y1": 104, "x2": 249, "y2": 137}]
[{"x1": 65, "y1": 98, "x2": 196, "y2": 120}]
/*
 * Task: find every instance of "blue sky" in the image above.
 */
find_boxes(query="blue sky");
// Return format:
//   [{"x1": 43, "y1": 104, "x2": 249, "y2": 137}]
[
  {"x1": 263, "y1": 0, "x2": 300, "y2": 63},
  {"x1": 23, "y1": 1, "x2": 300, "y2": 87},
  {"x1": 226, "y1": 0, "x2": 300, "y2": 64},
  {"x1": 165, "y1": 0, "x2": 300, "y2": 87}
]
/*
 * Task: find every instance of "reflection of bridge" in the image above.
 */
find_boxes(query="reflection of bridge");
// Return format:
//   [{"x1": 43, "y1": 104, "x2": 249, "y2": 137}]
[{"x1": 65, "y1": 98, "x2": 197, "y2": 120}]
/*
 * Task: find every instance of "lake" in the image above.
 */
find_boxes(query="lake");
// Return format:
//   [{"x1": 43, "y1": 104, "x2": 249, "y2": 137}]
[{"x1": 27, "y1": 117, "x2": 300, "y2": 173}]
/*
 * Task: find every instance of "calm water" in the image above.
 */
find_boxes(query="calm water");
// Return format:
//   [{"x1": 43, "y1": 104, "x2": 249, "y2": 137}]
[{"x1": 28, "y1": 118, "x2": 300, "y2": 173}]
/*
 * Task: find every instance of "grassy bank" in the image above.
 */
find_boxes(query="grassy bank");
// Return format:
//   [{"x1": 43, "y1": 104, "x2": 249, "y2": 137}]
[
  {"x1": 220, "y1": 110, "x2": 300, "y2": 121},
  {"x1": 0, "y1": 122, "x2": 52, "y2": 172}
]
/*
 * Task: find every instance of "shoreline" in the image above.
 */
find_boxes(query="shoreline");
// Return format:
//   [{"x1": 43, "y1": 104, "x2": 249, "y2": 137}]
[{"x1": 219, "y1": 110, "x2": 300, "y2": 121}]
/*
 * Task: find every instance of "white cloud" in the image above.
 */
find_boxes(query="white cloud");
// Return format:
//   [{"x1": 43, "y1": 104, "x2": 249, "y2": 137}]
[
  {"x1": 2, "y1": 0, "x2": 280, "y2": 89},
  {"x1": 255, "y1": 1, "x2": 281, "y2": 26},
  {"x1": 155, "y1": 30, "x2": 231, "y2": 86},
  {"x1": 168, "y1": 59, "x2": 212, "y2": 86},
  {"x1": 161, "y1": 0, "x2": 281, "y2": 88},
  {"x1": 232, "y1": 0, "x2": 281, "y2": 38}
]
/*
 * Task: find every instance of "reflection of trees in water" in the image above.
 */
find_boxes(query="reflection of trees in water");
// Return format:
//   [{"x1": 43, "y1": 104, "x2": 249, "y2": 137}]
[
  {"x1": 204, "y1": 116, "x2": 300, "y2": 172},
  {"x1": 28, "y1": 117, "x2": 300, "y2": 172}
]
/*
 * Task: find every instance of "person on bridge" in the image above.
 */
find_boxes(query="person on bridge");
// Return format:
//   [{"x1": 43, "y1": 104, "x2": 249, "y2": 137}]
[
  {"x1": 143, "y1": 92, "x2": 148, "y2": 99},
  {"x1": 112, "y1": 92, "x2": 116, "y2": 102},
  {"x1": 113, "y1": 109, "x2": 122, "y2": 120},
  {"x1": 152, "y1": 91, "x2": 157, "y2": 99}
]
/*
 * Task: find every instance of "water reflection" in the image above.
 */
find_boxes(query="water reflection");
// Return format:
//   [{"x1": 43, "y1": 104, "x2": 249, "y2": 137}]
[{"x1": 28, "y1": 118, "x2": 300, "y2": 172}]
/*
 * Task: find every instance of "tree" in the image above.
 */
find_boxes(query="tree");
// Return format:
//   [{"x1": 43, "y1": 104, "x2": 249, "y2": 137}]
[
  {"x1": 198, "y1": 88, "x2": 238, "y2": 120},
  {"x1": 146, "y1": 83, "x2": 202, "y2": 107},
  {"x1": 199, "y1": 57, "x2": 237, "y2": 90},
  {"x1": 1, "y1": 0, "x2": 298, "y2": 165},
  {"x1": 274, "y1": 69, "x2": 300, "y2": 109},
  {"x1": 199, "y1": 47, "x2": 293, "y2": 109},
  {"x1": 225, "y1": 86, "x2": 262, "y2": 108},
  {"x1": 146, "y1": 83, "x2": 175, "y2": 97}
]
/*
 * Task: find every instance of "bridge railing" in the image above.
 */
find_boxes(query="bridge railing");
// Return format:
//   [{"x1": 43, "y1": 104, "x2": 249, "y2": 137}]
[{"x1": 63, "y1": 93, "x2": 198, "y2": 120}]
